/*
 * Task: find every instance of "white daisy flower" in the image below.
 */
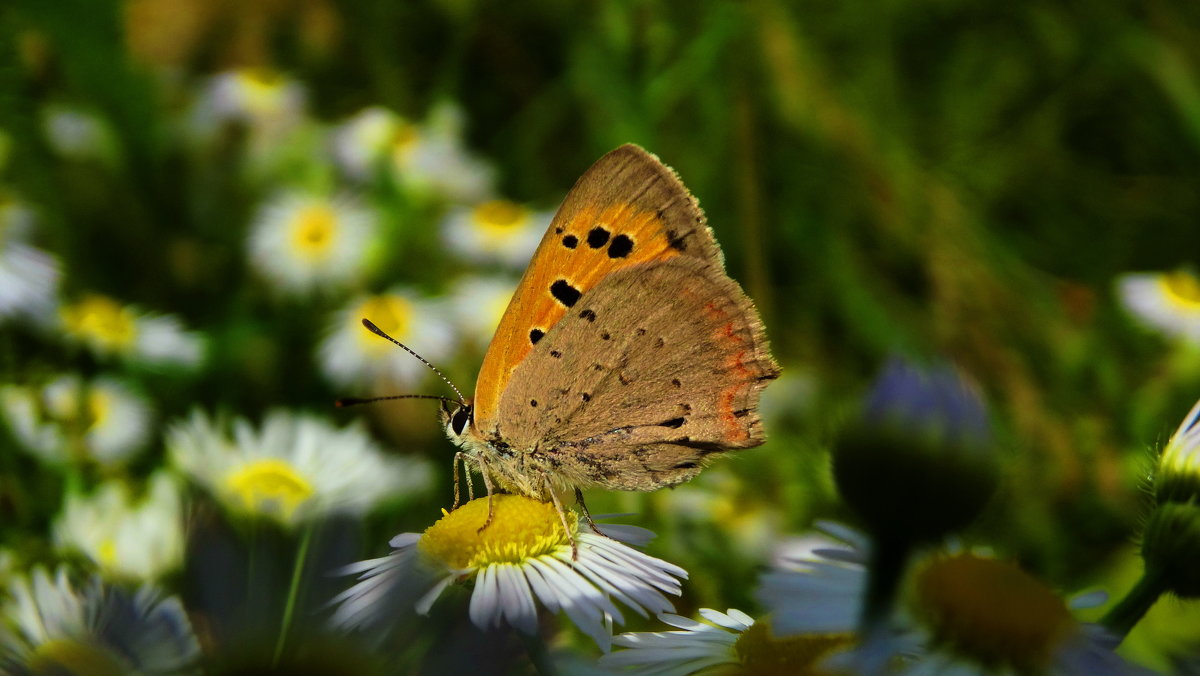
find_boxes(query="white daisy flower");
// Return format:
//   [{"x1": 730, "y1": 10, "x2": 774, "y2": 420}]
[
  {"x1": 446, "y1": 275, "x2": 516, "y2": 350},
  {"x1": 331, "y1": 494, "x2": 686, "y2": 649},
  {"x1": 54, "y1": 472, "x2": 185, "y2": 581},
  {"x1": 390, "y1": 103, "x2": 494, "y2": 203},
  {"x1": 59, "y1": 293, "x2": 204, "y2": 368},
  {"x1": 247, "y1": 191, "x2": 378, "y2": 296},
  {"x1": 441, "y1": 200, "x2": 551, "y2": 268},
  {"x1": 0, "y1": 567, "x2": 200, "y2": 675},
  {"x1": 756, "y1": 524, "x2": 1136, "y2": 675},
  {"x1": 330, "y1": 106, "x2": 405, "y2": 181},
  {"x1": 1117, "y1": 270, "x2": 1200, "y2": 344},
  {"x1": 1, "y1": 374, "x2": 152, "y2": 467},
  {"x1": 41, "y1": 104, "x2": 119, "y2": 164},
  {"x1": 190, "y1": 68, "x2": 306, "y2": 144},
  {"x1": 601, "y1": 608, "x2": 855, "y2": 676},
  {"x1": 0, "y1": 198, "x2": 59, "y2": 322},
  {"x1": 318, "y1": 286, "x2": 455, "y2": 388},
  {"x1": 168, "y1": 408, "x2": 430, "y2": 527}
]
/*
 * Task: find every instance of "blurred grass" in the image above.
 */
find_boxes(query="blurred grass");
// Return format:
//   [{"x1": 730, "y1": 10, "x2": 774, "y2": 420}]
[{"x1": 2, "y1": 0, "x2": 1200, "y2": 668}]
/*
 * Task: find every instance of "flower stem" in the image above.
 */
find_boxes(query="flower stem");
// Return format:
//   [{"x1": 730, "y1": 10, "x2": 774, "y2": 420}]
[
  {"x1": 1100, "y1": 566, "x2": 1166, "y2": 641},
  {"x1": 519, "y1": 629, "x2": 558, "y2": 676},
  {"x1": 273, "y1": 524, "x2": 313, "y2": 666},
  {"x1": 860, "y1": 536, "x2": 912, "y2": 636}
]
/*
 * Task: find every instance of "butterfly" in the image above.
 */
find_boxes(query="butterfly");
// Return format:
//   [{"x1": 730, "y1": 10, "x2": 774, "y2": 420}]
[{"x1": 436, "y1": 144, "x2": 780, "y2": 532}]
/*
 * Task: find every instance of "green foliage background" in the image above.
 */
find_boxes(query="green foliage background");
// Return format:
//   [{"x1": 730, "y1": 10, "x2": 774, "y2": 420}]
[{"x1": 2, "y1": 0, "x2": 1200, "y2": 671}]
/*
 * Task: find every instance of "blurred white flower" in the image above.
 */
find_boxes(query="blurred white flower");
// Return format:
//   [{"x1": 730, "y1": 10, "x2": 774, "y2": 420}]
[
  {"x1": 0, "y1": 198, "x2": 59, "y2": 322},
  {"x1": 318, "y1": 287, "x2": 455, "y2": 388},
  {"x1": 189, "y1": 68, "x2": 306, "y2": 145},
  {"x1": 0, "y1": 567, "x2": 200, "y2": 675},
  {"x1": 54, "y1": 472, "x2": 185, "y2": 581},
  {"x1": 1, "y1": 374, "x2": 152, "y2": 467},
  {"x1": 332, "y1": 495, "x2": 684, "y2": 650},
  {"x1": 601, "y1": 607, "x2": 855, "y2": 676},
  {"x1": 41, "y1": 104, "x2": 120, "y2": 164},
  {"x1": 330, "y1": 106, "x2": 405, "y2": 181},
  {"x1": 441, "y1": 199, "x2": 550, "y2": 268},
  {"x1": 168, "y1": 409, "x2": 430, "y2": 527},
  {"x1": 756, "y1": 524, "x2": 1134, "y2": 675},
  {"x1": 59, "y1": 293, "x2": 205, "y2": 368},
  {"x1": 1117, "y1": 270, "x2": 1200, "y2": 345},
  {"x1": 247, "y1": 191, "x2": 378, "y2": 296},
  {"x1": 390, "y1": 102, "x2": 494, "y2": 203},
  {"x1": 446, "y1": 275, "x2": 516, "y2": 349}
]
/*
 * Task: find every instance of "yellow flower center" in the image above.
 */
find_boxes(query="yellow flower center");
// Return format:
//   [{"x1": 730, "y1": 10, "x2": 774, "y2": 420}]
[
  {"x1": 290, "y1": 204, "x2": 338, "y2": 261},
  {"x1": 45, "y1": 384, "x2": 110, "y2": 433},
  {"x1": 1161, "y1": 271, "x2": 1200, "y2": 311},
  {"x1": 353, "y1": 294, "x2": 413, "y2": 354},
  {"x1": 236, "y1": 68, "x2": 287, "y2": 116},
  {"x1": 224, "y1": 459, "x2": 314, "y2": 520},
  {"x1": 472, "y1": 200, "x2": 529, "y2": 240},
  {"x1": 98, "y1": 538, "x2": 118, "y2": 567},
  {"x1": 420, "y1": 495, "x2": 574, "y2": 570},
  {"x1": 29, "y1": 639, "x2": 128, "y2": 676},
  {"x1": 391, "y1": 122, "x2": 420, "y2": 159},
  {"x1": 914, "y1": 553, "x2": 1076, "y2": 671},
  {"x1": 60, "y1": 295, "x2": 137, "y2": 353},
  {"x1": 734, "y1": 619, "x2": 854, "y2": 676}
]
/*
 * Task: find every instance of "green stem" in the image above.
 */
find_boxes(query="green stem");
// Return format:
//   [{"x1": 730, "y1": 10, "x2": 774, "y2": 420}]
[
  {"x1": 1100, "y1": 566, "x2": 1167, "y2": 641},
  {"x1": 519, "y1": 629, "x2": 558, "y2": 676},
  {"x1": 272, "y1": 524, "x2": 314, "y2": 666}
]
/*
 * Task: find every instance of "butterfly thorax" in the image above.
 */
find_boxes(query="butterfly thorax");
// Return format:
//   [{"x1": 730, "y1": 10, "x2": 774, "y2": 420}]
[
  {"x1": 442, "y1": 401, "x2": 563, "y2": 499},
  {"x1": 448, "y1": 425, "x2": 564, "y2": 499}
]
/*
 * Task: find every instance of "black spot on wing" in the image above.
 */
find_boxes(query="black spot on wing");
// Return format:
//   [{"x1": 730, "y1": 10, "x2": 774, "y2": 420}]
[
  {"x1": 550, "y1": 279, "x2": 581, "y2": 307},
  {"x1": 600, "y1": 332, "x2": 611, "y2": 341},
  {"x1": 587, "y1": 226, "x2": 610, "y2": 248},
  {"x1": 666, "y1": 229, "x2": 688, "y2": 251},
  {"x1": 550, "y1": 350, "x2": 562, "y2": 359},
  {"x1": 607, "y1": 234, "x2": 633, "y2": 258},
  {"x1": 529, "y1": 328, "x2": 544, "y2": 345},
  {"x1": 579, "y1": 309, "x2": 597, "y2": 322},
  {"x1": 562, "y1": 234, "x2": 578, "y2": 249},
  {"x1": 671, "y1": 378, "x2": 682, "y2": 388}
]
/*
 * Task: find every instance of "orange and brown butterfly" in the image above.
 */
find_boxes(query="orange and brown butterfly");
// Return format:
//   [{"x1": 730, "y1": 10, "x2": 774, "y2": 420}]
[{"x1": 438, "y1": 144, "x2": 780, "y2": 528}]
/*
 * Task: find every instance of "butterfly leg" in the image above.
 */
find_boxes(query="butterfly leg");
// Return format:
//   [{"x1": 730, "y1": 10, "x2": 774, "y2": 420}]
[
  {"x1": 477, "y1": 469, "x2": 497, "y2": 534},
  {"x1": 573, "y1": 487, "x2": 607, "y2": 538},
  {"x1": 542, "y1": 473, "x2": 579, "y2": 560},
  {"x1": 451, "y1": 452, "x2": 477, "y2": 510}
]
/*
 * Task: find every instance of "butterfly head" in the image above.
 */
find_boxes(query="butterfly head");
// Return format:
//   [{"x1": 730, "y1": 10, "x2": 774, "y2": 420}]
[{"x1": 440, "y1": 398, "x2": 474, "y2": 438}]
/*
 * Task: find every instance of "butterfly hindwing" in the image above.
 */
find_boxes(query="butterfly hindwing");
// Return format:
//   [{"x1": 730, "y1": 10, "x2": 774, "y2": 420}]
[
  {"x1": 471, "y1": 145, "x2": 723, "y2": 432},
  {"x1": 493, "y1": 256, "x2": 780, "y2": 490}
]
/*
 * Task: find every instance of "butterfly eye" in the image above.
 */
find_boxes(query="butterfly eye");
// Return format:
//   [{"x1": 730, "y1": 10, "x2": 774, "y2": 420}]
[{"x1": 451, "y1": 406, "x2": 471, "y2": 436}]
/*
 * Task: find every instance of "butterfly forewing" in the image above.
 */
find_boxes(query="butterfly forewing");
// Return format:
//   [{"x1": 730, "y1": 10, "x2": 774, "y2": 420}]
[
  {"x1": 494, "y1": 257, "x2": 780, "y2": 491},
  {"x1": 471, "y1": 145, "x2": 723, "y2": 431}
]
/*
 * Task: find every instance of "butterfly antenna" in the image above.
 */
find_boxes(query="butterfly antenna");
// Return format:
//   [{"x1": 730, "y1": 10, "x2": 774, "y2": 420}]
[
  {"x1": 336, "y1": 394, "x2": 458, "y2": 408},
  {"x1": 359, "y1": 318, "x2": 467, "y2": 404}
]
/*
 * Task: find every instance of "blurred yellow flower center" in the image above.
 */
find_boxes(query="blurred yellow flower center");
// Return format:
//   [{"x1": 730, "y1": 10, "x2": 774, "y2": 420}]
[
  {"x1": 236, "y1": 69, "x2": 287, "y2": 115},
  {"x1": 734, "y1": 619, "x2": 854, "y2": 676},
  {"x1": 29, "y1": 639, "x2": 127, "y2": 676},
  {"x1": 60, "y1": 295, "x2": 137, "y2": 352},
  {"x1": 472, "y1": 200, "x2": 529, "y2": 238},
  {"x1": 98, "y1": 538, "x2": 118, "y2": 567},
  {"x1": 914, "y1": 553, "x2": 1075, "y2": 671},
  {"x1": 290, "y1": 204, "x2": 338, "y2": 260},
  {"x1": 354, "y1": 295, "x2": 412, "y2": 354},
  {"x1": 225, "y1": 459, "x2": 314, "y2": 519},
  {"x1": 420, "y1": 495, "x2": 574, "y2": 570},
  {"x1": 46, "y1": 384, "x2": 110, "y2": 432},
  {"x1": 1161, "y1": 271, "x2": 1200, "y2": 310},
  {"x1": 391, "y1": 122, "x2": 420, "y2": 157}
]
